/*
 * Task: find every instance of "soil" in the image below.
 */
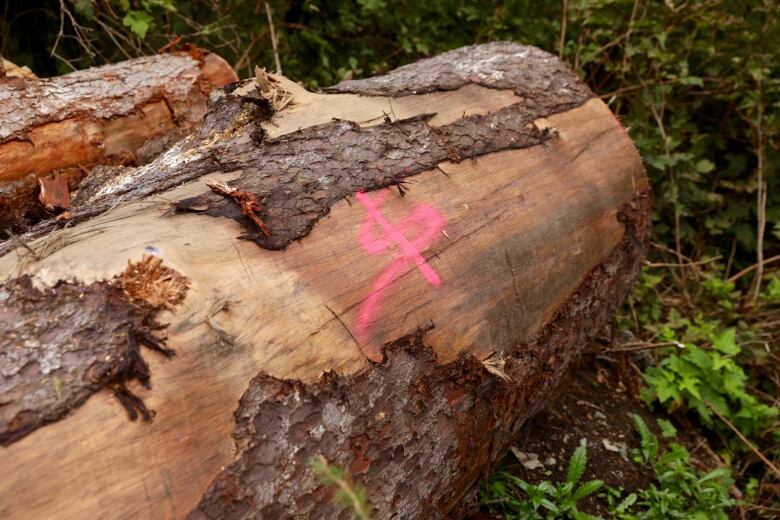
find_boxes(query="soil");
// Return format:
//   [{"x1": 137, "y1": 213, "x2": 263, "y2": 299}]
[{"x1": 468, "y1": 344, "x2": 723, "y2": 518}]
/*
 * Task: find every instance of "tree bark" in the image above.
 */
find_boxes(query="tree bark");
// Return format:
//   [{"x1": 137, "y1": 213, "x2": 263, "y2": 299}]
[
  {"x1": 0, "y1": 43, "x2": 650, "y2": 519},
  {"x1": 0, "y1": 49, "x2": 237, "y2": 230}
]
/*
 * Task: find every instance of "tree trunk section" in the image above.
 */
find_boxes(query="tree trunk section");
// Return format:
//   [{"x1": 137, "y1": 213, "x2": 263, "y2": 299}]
[
  {"x1": 0, "y1": 43, "x2": 650, "y2": 519},
  {"x1": 0, "y1": 49, "x2": 237, "y2": 229}
]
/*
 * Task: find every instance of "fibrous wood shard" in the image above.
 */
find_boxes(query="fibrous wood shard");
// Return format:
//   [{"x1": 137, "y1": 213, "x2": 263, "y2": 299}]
[{"x1": 0, "y1": 42, "x2": 649, "y2": 520}]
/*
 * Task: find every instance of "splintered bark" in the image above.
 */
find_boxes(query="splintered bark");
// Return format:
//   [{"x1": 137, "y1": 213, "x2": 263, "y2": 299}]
[
  {"x1": 0, "y1": 43, "x2": 650, "y2": 519},
  {"x1": 0, "y1": 49, "x2": 237, "y2": 230}
]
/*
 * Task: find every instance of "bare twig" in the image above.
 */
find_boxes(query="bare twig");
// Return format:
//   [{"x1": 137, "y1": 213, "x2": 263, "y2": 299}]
[
  {"x1": 724, "y1": 236, "x2": 737, "y2": 280},
  {"x1": 706, "y1": 402, "x2": 780, "y2": 479},
  {"x1": 235, "y1": 31, "x2": 265, "y2": 76},
  {"x1": 651, "y1": 241, "x2": 694, "y2": 261},
  {"x1": 558, "y1": 0, "x2": 568, "y2": 58},
  {"x1": 752, "y1": 76, "x2": 767, "y2": 302},
  {"x1": 645, "y1": 256, "x2": 721, "y2": 269},
  {"x1": 265, "y1": 2, "x2": 282, "y2": 75},
  {"x1": 608, "y1": 341, "x2": 685, "y2": 353},
  {"x1": 727, "y1": 253, "x2": 780, "y2": 283}
]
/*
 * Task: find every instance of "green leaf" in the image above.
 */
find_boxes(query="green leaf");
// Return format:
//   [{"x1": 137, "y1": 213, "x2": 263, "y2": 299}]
[
  {"x1": 143, "y1": 0, "x2": 178, "y2": 11},
  {"x1": 678, "y1": 373, "x2": 702, "y2": 400},
  {"x1": 566, "y1": 446, "x2": 588, "y2": 485},
  {"x1": 123, "y1": 11, "x2": 154, "y2": 39},
  {"x1": 656, "y1": 418, "x2": 677, "y2": 439},
  {"x1": 73, "y1": 0, "x2": 95, "y2": 20},
  {"x1": 572, "y1": 479, "x2": 604, "y2": 502},
  {"x1": 711, "y1": 328, "x2": 739, "y2": 355},
  {"x1": 614, "y1": 492, "x2": 637, "y2": 513},
  {"x1": 698, "y1": 467, "x2": 732, "y2": 484},
  {"x1": 631, "y1": 414, "x2": 659, "y2": 463},
  {"x1": 680, "y1": 75, "x2": 704, "y2": 87},
  {"x1": 309, "y1": 455, "x2": 371, "y2": 520}
]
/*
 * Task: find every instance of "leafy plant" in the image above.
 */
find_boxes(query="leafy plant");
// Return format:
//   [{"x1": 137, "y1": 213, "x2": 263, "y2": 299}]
[
  {"x1": 482, "y1": 445, "x2": 604, "y2": 519},
  {"x1": 309, "y1": 455, "x2": 371, "y2": 520},
  {"x1": 641, "y1": 323, "x2": 778, "y2": 446},
  {"x1": 123, "y1": 0, "x2": 178, "y2": 40},
  {"x1": 605, "y1": 415, "x2": 736, "y2": 519}
]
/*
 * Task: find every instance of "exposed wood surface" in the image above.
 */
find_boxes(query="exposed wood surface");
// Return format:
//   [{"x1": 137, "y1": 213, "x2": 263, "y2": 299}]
[
  {"x1": 0, "y1": 43, "x2": 649, "y2": 519},
  {"x1": 1, "y1": 58, "x2": 36, "y2": 79}
]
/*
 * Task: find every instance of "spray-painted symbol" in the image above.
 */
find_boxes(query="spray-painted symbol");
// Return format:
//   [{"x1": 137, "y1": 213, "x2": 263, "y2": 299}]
[{"x1": 355, "y1": 191, "x2": 444, "y2": 360}]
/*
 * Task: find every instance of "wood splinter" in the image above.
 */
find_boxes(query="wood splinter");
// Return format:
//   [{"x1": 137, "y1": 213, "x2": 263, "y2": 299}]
[{"x1": 206, "y1": 180, "x2": 271, "y2": 236}]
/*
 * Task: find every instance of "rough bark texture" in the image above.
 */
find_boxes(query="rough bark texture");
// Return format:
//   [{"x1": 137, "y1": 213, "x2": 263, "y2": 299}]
[
  {"x1": 0, "y1": 257, "x2": 188, "y2": 446},
  {"x1": 174, "y1": 107, "x2": 558, "y2": 249},
  {"x1": 0, "y1": 175, "x2": 39, "y2": 230},
  {"x1": 328, "y1": 42, "x2": 590, "y2": 101},
  {"x1": 0, "y1": 49, "x2": 236, "y2": 148},
  {"x1": 0, "y1": 49, "x2": 237, "y2": 230},
  {"x1": 191, "y1": 191, "x2": 651, "y2": 519}
]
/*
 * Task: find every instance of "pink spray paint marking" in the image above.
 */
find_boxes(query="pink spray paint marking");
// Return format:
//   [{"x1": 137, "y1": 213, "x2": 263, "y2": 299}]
[{"x1": 355, "y1": 191, "x2": 444, "y2": 356}]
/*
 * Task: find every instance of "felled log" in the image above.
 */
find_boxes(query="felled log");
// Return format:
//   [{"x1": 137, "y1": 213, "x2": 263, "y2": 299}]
[
  {"x1": 0, "y1": 49, "x2": 237, "y2": 230},
  {"x1": 0, "y1": 43, "x2": 650, "y2": 519}
]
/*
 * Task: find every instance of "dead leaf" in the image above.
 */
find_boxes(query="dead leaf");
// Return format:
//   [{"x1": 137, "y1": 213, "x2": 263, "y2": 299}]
[{"x1": 38, "y1": 174, "x2": 71, "y2": 212}]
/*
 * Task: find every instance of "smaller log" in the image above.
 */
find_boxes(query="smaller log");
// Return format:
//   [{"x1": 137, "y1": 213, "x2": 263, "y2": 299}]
[{"x1": 0, "y1": 49, "x2": 237, "y2": 230}]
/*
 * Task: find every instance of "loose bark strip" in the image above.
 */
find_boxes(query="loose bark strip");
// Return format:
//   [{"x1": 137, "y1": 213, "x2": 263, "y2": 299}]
[
  {"x1": 328, "y1": 42, "x2": 591, "y2": 101},
  {"x1": 0, "y1": 43, "x2": 649, "y2": 520}
]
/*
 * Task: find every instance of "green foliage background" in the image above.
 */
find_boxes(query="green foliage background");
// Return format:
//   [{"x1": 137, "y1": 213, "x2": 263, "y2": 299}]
[{"x1": 2, "y1": 0, "x2": 779, "y2": 513}]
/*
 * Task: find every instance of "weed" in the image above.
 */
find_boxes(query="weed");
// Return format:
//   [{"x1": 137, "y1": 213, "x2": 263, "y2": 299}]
[
  {"x1": 309, "y1": 455, "x2": 372, "y2": 520},
  {"x1": 641, "y1": 323, "x2": 778, "y2": 447},
  {"x1": 603, "y1": 415, "x2": 735, "y2": 519},
  {"x1": 482, "y1": 445, "x2": 604, "y2": 520}
]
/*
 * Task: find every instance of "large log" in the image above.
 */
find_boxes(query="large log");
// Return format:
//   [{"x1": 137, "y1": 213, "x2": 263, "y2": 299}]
[
  {"x1": 0, "y1": 43, "x2": 650, "y2": 519},
  {"x1": 0, "y1": 49, "x2": 237, "y2": 230}
]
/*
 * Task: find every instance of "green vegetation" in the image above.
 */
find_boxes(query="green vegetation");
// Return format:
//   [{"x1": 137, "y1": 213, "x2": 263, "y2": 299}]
[
  {"x1": 2, "y1": 0, "x2": 779, "y2": 515},
  {"x1": 604, "y1": 415, "x2": 735, "y2": 519},
  {"x1": 641, "y1": 322, "x2": 778, "y2": 448},
  {"x1": 483, "y1": 416, "x2": 736, "y2": 519},
  {"x1": 483, "y1": 446, "x2": 604, "y2": 520},
  {"x1": 310, "y1": 455, "x2": 372, "y2": 520}
]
